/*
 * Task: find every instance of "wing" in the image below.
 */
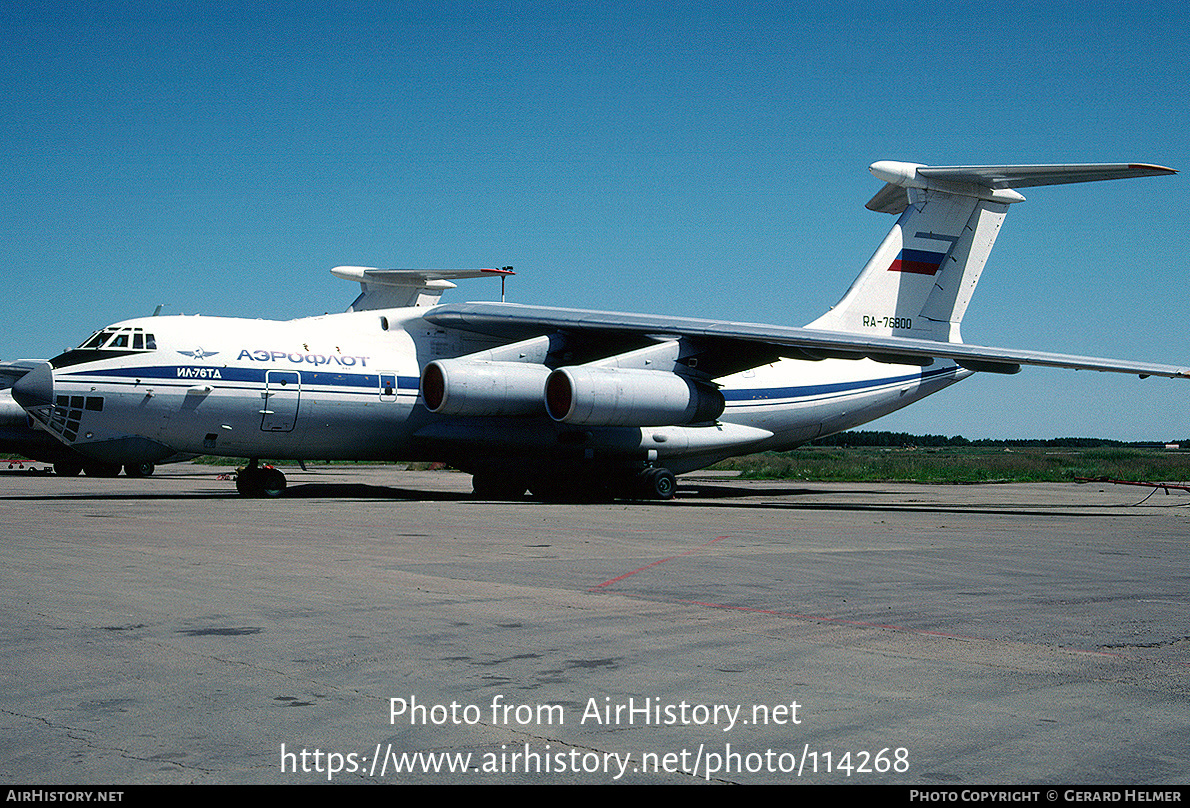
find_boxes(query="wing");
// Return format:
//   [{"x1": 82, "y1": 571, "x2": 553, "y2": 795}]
[
  {"x1": 424, "y1": 302, "x2": 1190, "y2": 380},
  {"x1": 0, "y1": 360, "x2": 42, "y2": 391}
]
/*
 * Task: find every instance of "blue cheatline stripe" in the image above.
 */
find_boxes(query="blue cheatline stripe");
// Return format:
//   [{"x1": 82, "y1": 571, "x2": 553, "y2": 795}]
[
  {"x1": 721, "y1": 366, "x2": 959, "y2": 403},
  {"x1": 61, "y1": 366, "x2": 421, "y2": 392},
  {"x1": 60, "y1": 364, "x2": 961, "y2": 404}
]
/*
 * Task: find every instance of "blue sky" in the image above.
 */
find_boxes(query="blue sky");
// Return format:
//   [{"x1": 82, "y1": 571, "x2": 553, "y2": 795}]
[{"x1": 3, "y1": 1, "x2": 1188, "y2": 439}]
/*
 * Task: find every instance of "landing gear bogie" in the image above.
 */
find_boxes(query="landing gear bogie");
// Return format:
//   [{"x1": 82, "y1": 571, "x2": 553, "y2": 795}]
[
  {"x1": 523, "y1": 465, "x2": 678, "y2": 503},
  {"x1": 471, "y1": 472, "x2": 528, "y2": 501},
  {"x1": 528, "y1": 475, "x2": 613, "y2": 503},
  {"x1": 53, "y1": 458, "x2": 84, "y2": 477},
  {"x1": 235, "y1": 462, "x2": 287, "y2": 498},
  {"x1": 82, "y1": 461, "x2": 122, "y2": 478}
]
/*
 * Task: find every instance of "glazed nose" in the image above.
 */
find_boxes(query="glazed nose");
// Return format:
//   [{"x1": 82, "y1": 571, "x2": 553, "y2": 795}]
[{"x1": 11, "y1": 362, "x2": 55, "y2": 411}]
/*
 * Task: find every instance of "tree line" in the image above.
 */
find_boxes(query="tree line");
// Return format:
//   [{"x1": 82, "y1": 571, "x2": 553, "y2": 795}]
[{"x1": 809, "y1": 431, "x2": 1184, "y2": 448}]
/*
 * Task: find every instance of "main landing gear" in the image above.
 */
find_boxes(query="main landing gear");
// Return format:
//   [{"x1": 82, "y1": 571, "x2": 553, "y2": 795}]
[
  {"x1": 52, "y1": 459, "x2": 156, "y2": 477},
  {"x1": 471, "y1": 465, "x2": 678, "y2": 503},
  {"x1": 636, "y1": 467, "x2": 676, "y2": 500},
  {"x1": 235, "y1": 460, "x2": 286, "y2": 498},
  {"x1": 471, "y1": 471, "x2": 530, "y2": 501}
]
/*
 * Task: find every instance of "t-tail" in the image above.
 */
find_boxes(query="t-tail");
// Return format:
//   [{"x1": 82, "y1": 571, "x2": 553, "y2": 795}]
[{"x1": 808, "y1": 161, "x2": 1176, "y2": 343}]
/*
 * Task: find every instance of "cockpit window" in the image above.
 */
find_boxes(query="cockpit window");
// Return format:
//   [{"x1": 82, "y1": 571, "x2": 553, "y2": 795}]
[
  {"x1": 81, "y1": 331, "x2": 114, "y2": 349},
  {"x1": 75, "y1": 327, "x2": 157, "y2": 352}
]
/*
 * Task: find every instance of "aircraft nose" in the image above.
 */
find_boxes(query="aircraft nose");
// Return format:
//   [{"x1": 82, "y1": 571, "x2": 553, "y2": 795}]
[{"x1": 11, "y1": 362, "x2": 55, "y2": 411}]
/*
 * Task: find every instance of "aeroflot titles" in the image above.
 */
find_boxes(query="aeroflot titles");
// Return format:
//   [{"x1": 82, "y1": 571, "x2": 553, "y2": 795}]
[{"x1": 235, "y1": 350, "x2": 371, "y2": 367}]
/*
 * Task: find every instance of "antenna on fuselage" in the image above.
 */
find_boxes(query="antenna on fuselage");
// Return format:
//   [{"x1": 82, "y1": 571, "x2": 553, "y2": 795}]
[{"x1": 501, "y1": 267, "x2": 513, "y2": 302}]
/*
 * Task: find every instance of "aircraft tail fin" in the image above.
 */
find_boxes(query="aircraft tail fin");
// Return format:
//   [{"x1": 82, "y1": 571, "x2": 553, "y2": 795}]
[{"x1": 807, "y1": 162, "x2": 1175, "y2": 343}]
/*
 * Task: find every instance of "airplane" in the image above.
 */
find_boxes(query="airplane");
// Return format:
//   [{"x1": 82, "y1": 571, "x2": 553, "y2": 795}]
[{"x1": 3, "y1": 160, "x2": 1184, "y2": 500}]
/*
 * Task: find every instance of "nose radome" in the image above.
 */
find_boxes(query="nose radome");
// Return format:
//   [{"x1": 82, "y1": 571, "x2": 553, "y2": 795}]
[{"x1": 11, "y1": 362, "x2": 55, "y2": 411}]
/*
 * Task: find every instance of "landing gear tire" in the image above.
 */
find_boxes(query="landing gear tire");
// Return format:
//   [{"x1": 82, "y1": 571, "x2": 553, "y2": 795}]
[
  {"x1": 471, "y1": 473, "x2": 527, "y2": 500},
  {"x1": 82, "y1": 461, "x2": 122, "y2": 478},
  {"x1": 235, "y1": 471, "x2": 254, "y2": 496},
  {"x1": 53, "y1": 459, "x2": 84, "y2": 477},
  {"x1": 124, "y1": 462, "x2": 155, "y2": 478},
  {"x1": 529, "y1": 475, "x2": 613, "y2": 503},
  {"x1": 260, "y1": 467, "x2": 286, "y2": 497},
  {"x1": 637, "y1": 467, "x2": 676, "y2": 500},
  {"x1": 236, "y1": 464, "x2": 287, "y2": 498},
  {"x1": 528, "y1": 477, "x2": 566, "y2": 502}
]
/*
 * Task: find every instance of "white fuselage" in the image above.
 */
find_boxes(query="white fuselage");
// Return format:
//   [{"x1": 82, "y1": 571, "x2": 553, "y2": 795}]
[{"x1": 33, "y1": 306, "x2": 969, "y2": 474}]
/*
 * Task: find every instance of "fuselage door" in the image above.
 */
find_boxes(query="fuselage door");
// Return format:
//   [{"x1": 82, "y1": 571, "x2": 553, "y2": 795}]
[{"x1": 261, "y1": 370, "x2": 301, "y2": 432}]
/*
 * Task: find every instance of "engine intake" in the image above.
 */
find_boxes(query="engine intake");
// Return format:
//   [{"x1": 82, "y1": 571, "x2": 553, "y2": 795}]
[{"x1": 545, "y1": 367, "x2": 724, "y2": 426}]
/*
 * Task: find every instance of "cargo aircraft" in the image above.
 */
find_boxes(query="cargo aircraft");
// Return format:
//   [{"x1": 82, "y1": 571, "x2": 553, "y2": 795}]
[{"x1": 4, "y1": 161, "x2": 1184, "y2": 499}]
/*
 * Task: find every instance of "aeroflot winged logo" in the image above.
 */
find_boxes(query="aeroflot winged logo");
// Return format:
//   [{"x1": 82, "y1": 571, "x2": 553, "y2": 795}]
[
  {"x1": 177, "y1": 347, "x2": 219, "y2": 360},
  {"x1": 888, "y1": 248, "x2": 945, "y2": 275}
]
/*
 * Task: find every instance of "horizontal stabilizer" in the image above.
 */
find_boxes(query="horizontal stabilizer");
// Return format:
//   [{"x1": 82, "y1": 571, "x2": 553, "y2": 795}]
[
  {"x1": 914, "y1": 162, "x2": 1176, "y2": 189},
  {"x1": 867, "y1": 161, "x2": 1175, "y2": 214},
  {"x1": 332, "y1": 267, "x2": 513, "y2": 285},
  {"x1": 833, "y1": 159, "x2": 1178, "y2": 346}
]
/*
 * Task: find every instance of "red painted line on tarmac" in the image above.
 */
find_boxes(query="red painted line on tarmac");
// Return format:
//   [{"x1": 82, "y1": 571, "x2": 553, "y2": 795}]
[
  {"x1": 586, "y1": 537, "x2": 1180, "y2": 665},
  {"x1": 587, "y1": 535, "x2": 727, "y2": 591},
  {"x1": 676, "y1": 598, "x2": 993, "y2": 639}
]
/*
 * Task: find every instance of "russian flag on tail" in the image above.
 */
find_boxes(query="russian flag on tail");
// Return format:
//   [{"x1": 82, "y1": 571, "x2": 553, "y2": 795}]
[{"x1": 888, "y1": 248, "x2": 946, "y2": 275}]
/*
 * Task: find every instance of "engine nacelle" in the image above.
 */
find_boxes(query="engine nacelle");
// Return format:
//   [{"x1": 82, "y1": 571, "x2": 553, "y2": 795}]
[
  {"x1": 545, "y1": 367, "x2": 724, "y2": 426},
  {"x1": 421, "y1": 359, "x2": 550, "y2": 416}
]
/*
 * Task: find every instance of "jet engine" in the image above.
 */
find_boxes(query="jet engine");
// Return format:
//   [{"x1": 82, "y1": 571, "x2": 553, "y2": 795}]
[
  {"x1": 421, "y1": 359, "x2": 551, "y2": 416},
  {"x1": 545, "y1": 366, "x2": 724, "y2": 427}
]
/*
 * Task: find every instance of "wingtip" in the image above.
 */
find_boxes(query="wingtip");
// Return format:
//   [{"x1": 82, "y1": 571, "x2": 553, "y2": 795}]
[{"x1": 1128, "y1": 163, "x2": 1177, "y2": 176}]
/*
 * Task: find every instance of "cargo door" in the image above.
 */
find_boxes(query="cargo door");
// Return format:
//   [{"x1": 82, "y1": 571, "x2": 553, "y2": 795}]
[{"x1": 261, "y1": 370, "x2": 301, "y2": 432}]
